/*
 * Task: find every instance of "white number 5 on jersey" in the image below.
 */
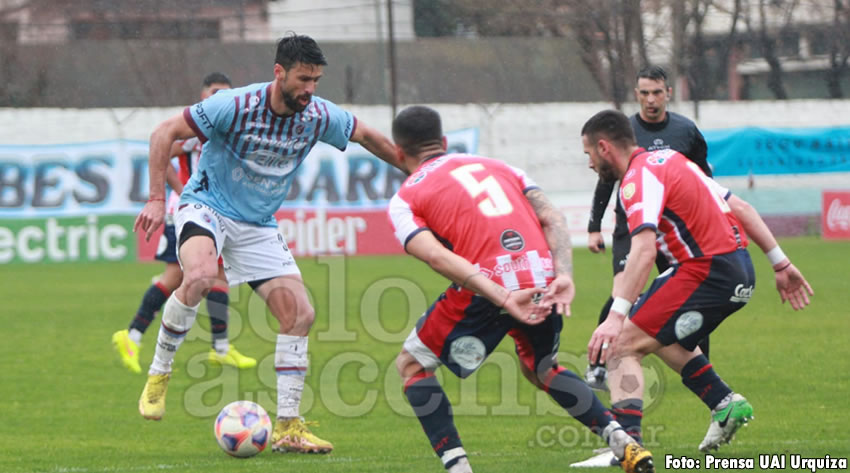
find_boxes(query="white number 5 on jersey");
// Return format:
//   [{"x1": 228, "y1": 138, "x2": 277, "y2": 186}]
[{"x1": 449, "y1": 163, "x2": 514, "y2": 217}]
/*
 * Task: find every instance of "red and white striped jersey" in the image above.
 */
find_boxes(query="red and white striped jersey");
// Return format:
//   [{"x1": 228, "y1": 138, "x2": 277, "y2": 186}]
[
  {"x1": 620, "y1": 148, "x2": 748, "y2": 266},
  {"x1": 388, "y1": 154, "x2": 555, "y2": 291},
  {"x1": 166, "y1": 137, "x2": 203, "y2": 216}
]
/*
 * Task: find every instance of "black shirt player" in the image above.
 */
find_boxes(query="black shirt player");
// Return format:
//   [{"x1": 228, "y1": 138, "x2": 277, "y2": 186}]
[{"x1": 584, "y1": 65, "x2": 712, "y2": 390}]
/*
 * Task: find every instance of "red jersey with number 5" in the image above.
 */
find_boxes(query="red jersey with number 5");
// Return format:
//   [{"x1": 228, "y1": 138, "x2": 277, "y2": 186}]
[
  {"x1": 388, "y1": 154, "x2": 555, "y2": 291},
  {"x1": 620, "y1": 148, "x2": 748, "y2": 266}
]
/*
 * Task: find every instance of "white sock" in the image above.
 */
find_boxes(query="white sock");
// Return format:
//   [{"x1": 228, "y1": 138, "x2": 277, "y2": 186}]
[
  {"x1": 603, "y1": 421, "x2": 632, "y2": 460},
  {"x1": 275, "y1": 334, "x2": 308, "y2": 419},
  {"x1": 128, "y1": 328, "x2": 143, "y2": 344},
  {"x1": 149, "y1": 294, "x2": 199, "y2": 375},
  {"x1": 214, "y1": 338, "x2": 229, "y2": 355}
]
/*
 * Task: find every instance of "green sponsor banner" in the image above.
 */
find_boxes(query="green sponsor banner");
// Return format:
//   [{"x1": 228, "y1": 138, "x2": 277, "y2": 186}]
[{"x1": 0, "y1": 215, "x2": 135, "y2": 264}]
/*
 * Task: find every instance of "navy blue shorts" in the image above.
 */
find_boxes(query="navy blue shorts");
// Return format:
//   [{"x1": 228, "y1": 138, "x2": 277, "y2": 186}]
[
  {"x1": 403, "y1": 287, "x2": 562, "y2": 379},
  {"x1": 629, "y1": 249, "x2": 755, "y2": 351},
  {"x1": 155, "y1": 224, "x2": 178, "y2": 263}
]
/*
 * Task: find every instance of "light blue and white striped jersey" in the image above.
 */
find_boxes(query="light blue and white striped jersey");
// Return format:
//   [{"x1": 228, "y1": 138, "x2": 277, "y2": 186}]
[{"x1": 181, "y1": 81, "x2": 356, "y2": 226}]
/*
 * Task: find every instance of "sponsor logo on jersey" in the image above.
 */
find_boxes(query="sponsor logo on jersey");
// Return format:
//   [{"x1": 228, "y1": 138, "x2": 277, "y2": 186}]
[
  {"x1": 653, "y1": 138, "x2": 664, "y2": 147},
  {"x1": 674, "y1": 310, "x2": 703, "y2": 340},
  {"x1": 647, "y1": 149, "x2": 676, "y2": 165},
  {"x1": 243, "y1": 149, "x2": 298, "y2": 177},
  {"x1": 406, "y1": 171, "x2": 427, "y2": 186},
  {"x1": 249, "y1": 95, "x2": 261, "y2": 108},
  {"x1": 624, "y1": 169, "x2": 636, "y2": 180},
  {"x1": 194, "y1": 102, "x2": 213, "y2": 130},
  {"x1": 624, "y1": 202, "x2": 644, "y2": 217},
  {"x1": 622, "y1": 182, "x2": 636, "y2": 200},
  {"x1": 449, "y1": 336, "x2": 486, "y2": 372},
  {"x1": 481, "y1": 254, "x2": 554, "y2": 279},
  {"x1": 500, "y1": 229, "x2": 525, "y2": 251},
  {"x1": 730, "y1": 284, "x2": 754, "y2": 303}
]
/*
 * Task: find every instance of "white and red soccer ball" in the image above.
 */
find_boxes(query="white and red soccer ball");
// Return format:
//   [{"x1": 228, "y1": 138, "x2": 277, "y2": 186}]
[{"x1": 214, "y1": 401, "x2": 272, "y2": 458}]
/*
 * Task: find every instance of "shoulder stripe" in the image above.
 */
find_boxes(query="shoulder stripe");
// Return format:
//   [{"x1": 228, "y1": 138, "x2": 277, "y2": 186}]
[{"x1": 183, "y1": 107, "x2": 207, "y2": 143}]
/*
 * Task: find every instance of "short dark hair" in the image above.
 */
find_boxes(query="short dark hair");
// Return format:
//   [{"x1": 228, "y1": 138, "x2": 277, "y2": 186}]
[
  {"x1": 392, "y1": 106, "x2": 443, "y2": 156},
  {"x1": 202, "y1": 72, "x2": 231, "y2": 88},
  {"x1": 275, "y1": 33, "x2": 328, "y2": 70},
  {"x1": 637, "y1": 65, "x2": 668, "y2": 85},
  {"x1": 581, "y1": 110, "x2": 636, "y2": 148}
]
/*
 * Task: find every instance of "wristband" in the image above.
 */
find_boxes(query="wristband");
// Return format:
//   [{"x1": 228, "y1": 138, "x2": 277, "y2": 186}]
[
  {"x1": 498, "y1": 290, "x2": 511, "y2": 309},
  {"x1": 610, "y1": 296, "x2": 632, "y2": 316},
  {"x1": 461, "y1": 273, "x2": 480, "y2": 289},
  {"x1": 774, "y1": 261, "x2": 792, "y2": 272},
  {"x1": 147, "y1": 197, "x2": 165, "y2": 203},
  {"x1": 766, "y1": 246, "x2": 787, "y2": 265}
]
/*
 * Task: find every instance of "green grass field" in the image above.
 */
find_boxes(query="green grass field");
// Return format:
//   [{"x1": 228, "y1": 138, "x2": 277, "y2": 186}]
[{"x1": 2, "y1": 237, "x2": 848, "y2": 473}]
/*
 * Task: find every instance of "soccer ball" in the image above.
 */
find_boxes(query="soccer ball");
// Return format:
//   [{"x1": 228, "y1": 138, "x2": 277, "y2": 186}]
[{"x1": 214, "y1": 401, "x2": 272, "y2": 458}]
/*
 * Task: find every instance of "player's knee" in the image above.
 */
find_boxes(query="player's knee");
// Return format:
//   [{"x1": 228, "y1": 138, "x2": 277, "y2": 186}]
[
  {"x1": 520, "y1": 361, "x2": 546, "y2": 389},
  {"x1": 395, "y1": 349, "x2": 421, "y2": 379},
  {"x1": 295, "y1": 302, "x2": 315, "y2": 327},
  {"x1": 181, "y1": 264, "x2": 218, "y2": 294}
]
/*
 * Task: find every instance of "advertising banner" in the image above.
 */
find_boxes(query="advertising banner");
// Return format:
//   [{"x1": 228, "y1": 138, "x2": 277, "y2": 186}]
[
  {"x1": 0, "y1": 215, "x2": 135, "y2": 263},
  {"x1": 703, "y1": 126, "x2": 850, "y2": 176},
  {"x1": 822, "y1": 190, "x2": 850, "y2": 240}
]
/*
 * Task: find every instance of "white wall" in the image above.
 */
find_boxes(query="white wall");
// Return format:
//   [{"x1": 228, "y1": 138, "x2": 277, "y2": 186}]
[
  {"x1": 268, "y1": 0, "x2": 415, "y2": 42},
  {"x1": 2, "y1": 99, "x2": 847, "y2": 196}
]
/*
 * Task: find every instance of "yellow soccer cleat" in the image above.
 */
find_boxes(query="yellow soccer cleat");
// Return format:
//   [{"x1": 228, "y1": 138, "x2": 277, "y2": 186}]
[
  {"x1": 620, "y1": 443, "x2": 655, "y2": 473},
  {"x1": 112, "y1": 329, "x2": 142, "y2": 374},
  {"x1": 208, "y1": 344, "x2": 257, "y2": 369},
  {"x1": 138, "y1": 373, "x2": 170, "y2": 420},
  {"x1": 271, "y1": 417, "x2": 333, "y2": 454}
]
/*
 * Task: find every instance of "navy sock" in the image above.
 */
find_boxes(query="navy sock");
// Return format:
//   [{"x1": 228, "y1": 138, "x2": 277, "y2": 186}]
[
  {"x1": 592, "y1": 297, "x2": 614, "y2": 367},
  {"x1": 206, "y1": 287, "x2": 229, "y2": 344},
  {"x1": 129, "y1": 283, "x2": 170, "y2": 334},
  {"x1": 544, "y1": 368, "x2": 615, "y2": 435},
  {"x1": 612, "y1": 398, "x2": 644, "y2": 444},
  {"x1": 681, "y1": 354, "x2": 732, "y2": 410},
  {"x1": 404, "y1": 374, "x2": 466, "y2": 470}
]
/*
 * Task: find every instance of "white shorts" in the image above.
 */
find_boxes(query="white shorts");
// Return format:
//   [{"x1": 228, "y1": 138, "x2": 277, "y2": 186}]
[{"x1": 174, "y1": 203, "x2": 300, "y2": 286}]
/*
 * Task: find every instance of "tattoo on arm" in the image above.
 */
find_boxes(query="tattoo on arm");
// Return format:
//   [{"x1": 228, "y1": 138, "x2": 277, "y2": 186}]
[{"x1": 526, "y1": 189, "x2": 573, "y2": 276}]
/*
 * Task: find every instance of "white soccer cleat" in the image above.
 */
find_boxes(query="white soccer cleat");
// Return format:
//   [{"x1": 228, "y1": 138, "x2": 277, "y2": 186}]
[
  {"x1": 699, "y1": 393, "x2": 754, "y2": 452},
  {"x1": 570, "y1": 448, "x2": 618, "y2": 468}
]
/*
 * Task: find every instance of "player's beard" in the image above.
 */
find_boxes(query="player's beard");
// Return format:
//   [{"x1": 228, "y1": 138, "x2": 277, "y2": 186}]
[
  {"x1": 597, "y1": 159, "x2": 618, "y2": 182},
  {"x1": 283, "y1": 89, "x2": 311, "y2": 113}
]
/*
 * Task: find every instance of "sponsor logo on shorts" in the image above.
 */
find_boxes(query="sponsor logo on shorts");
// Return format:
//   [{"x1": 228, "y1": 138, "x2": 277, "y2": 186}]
[
  {"x1": 730, "y1": 284, "x2": 754, "y2": 303},
  {"x1": 449, "y1": 336, "x2": 486, "y2": 371},
  {"x1": 674, "y1": 310, "x2": 703, "y2": 340},
  {"x1": 500, "y1": 229, "x2": 525, "y2": 251}
]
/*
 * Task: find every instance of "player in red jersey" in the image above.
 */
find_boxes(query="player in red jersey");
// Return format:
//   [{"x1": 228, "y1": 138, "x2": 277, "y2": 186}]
[
  {"x1": 112, "y1": 73, "x2": 256, "y2": 374},
  {"x1": 581, "y1": 110, "x2": 812, "y2": 455},
  {"x1": 388, "y1": 106, "x2": 654, "y2": 473}
]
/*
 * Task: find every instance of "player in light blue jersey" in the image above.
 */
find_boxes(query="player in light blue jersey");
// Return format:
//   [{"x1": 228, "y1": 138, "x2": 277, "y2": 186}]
[{"x1": 133, "y1": 34, "x2": 399, "y2": 454}]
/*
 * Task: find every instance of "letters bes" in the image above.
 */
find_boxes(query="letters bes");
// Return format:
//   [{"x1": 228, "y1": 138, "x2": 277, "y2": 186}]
[{"x1": 822, "y1": 190, "x2": 850, "y2": 240}]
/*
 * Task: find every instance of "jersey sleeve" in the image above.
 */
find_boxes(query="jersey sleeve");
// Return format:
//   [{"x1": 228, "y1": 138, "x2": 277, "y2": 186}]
[
  {"x1": 183, "y1": 91, "x2": 235, "y2": 143},
  {"x1": 388, "y1": 193, "x2": 428, "y2": 249},
  {"x1": 588, "y1": 176, "x2": 616, "y2": 232},
  {"x1": 180, "y1": 137, "x2": 199, "y2": 153},
  {"x1": 688, "y1": 127, "x2": 712, "y2": 177},
  {"x1": 621, "y1": 166, "x2": 665, "y2": 236},
  {"x1": 318, "y1": 99, "x2": 356, "y2": 151},
  {"x1": 506, "y1": 164, "x2": 539, "y2": 192}
]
